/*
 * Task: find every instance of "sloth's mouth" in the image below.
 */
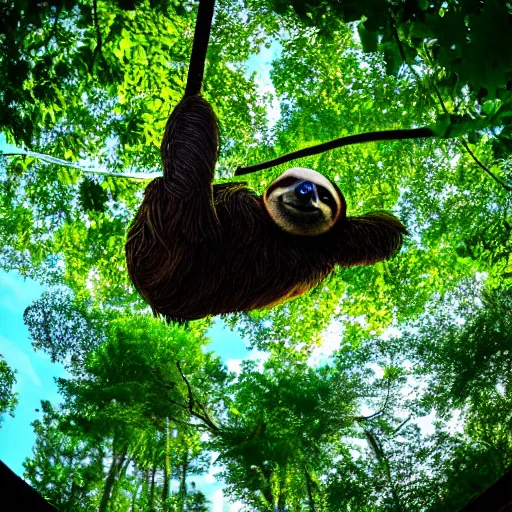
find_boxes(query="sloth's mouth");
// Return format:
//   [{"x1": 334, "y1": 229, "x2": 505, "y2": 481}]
[{"x1": 283, "y1": 201, "x2": 318, "y2": 213}]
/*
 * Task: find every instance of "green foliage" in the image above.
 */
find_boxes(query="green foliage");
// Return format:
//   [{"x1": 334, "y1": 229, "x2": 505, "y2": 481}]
[
  {"x1": 397, "y1": 285, "x2": 512, "y2": 417},
  {"x1": 23, "y1": 308, "x2": 225, "y2": 511},
  {"x1": 0, "y1": 355, "x2": 18, "y2": 425},
  {"x1": 215, "y1": 353, "x2": 362, "y2": 508},
  {"x1": 24, "y1": 290, "x2": 106, "y2": 371},
  {"x1": 79, "y1": 177, "x2": 109, "y2": 212},
  {"x1": 2, "y1": 0, "x2": 512, "y2": 510},
  {"x1": 265, "y1": 0, "x2": 512, "y2": 142},
  {"x1": 23, "y1": 400, "x2": 105, "y2": 511}
]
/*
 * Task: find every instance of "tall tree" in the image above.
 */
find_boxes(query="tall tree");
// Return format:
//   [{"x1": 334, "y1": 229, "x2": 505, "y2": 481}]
[{"x1": 0, "y1": 355, "x2": 18, "y2": 426}]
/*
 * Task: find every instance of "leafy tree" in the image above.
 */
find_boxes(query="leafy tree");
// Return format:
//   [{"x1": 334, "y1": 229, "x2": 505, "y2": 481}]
[
  {"x1": 23, "y1": 306, "x2": 227, "y2": 510},
  {"x1": 266, "y1": 0, "x2": 512, "y2": 134},
  {"x1": 23, "y1": 400, "x2": 105, "y2": 511},
  {"x1": 23, "y1": 289, "x2": 106, "y2": 373},
  {"x1": 0, "y1": 355, "x2": 18, "y2": 426},
  {"x1": 3, "y1": 1, "x2": 512, "y2": 510}
]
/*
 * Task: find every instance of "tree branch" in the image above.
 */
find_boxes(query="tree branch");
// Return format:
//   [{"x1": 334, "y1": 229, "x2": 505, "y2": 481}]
[
  {"x1": 185, "y1": 0, "x2": 216, "y2": 97},
  {"x1": 175, "y1": 361, "x2": 220, "y2": 432},
  {"x1": 0, "y1": 150, "x2": 160, "y2": 179},
  {"x1": 460, "y1": 139, "x2": 512, "y2": 192},
  {"x1": 355, "y1": 378, "x2": 392, "y2": 422},
  {"x1": 235, "y1": 128, "x2": 434, "y2": 176},
  {"x1": 44, "y1": 5, "x2": 63, "y2": 49},
  {"x1": 391, "y1": 415, "x2": 411, "y2": 435},
  {"x1": 389, "y1": 14, "x2": 511, "y2": 194},
  {"x1": 91, "y1": 0, "x2": 106, "y2": 73}
]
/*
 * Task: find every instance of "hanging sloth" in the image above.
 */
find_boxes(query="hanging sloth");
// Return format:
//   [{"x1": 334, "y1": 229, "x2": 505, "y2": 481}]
[{"x1": 125, "y1": 0, "x2": 410, "y2": 323}]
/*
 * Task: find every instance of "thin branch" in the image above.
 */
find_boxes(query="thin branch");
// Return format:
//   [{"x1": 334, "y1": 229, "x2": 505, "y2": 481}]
[
  {"x1": 92, "y1": 0, "x2": 104, "y2": 70},
  {"x1": 147, "y1": 367, "x2": 218, "y2": 432},
  {"x1": 389, "y1": 16, "x2": 420, "y2": 82},
  {"x1": 44, "y1": 5, "x2": 63, "y2": 49},
  {"x1": 461, "y1": 139, "x2": 512, "y2": 192},
  {"x1": 165, "y1": 398, "x2": 213, "y2": 430},
  {"x1": 389, "y1": 8, "x2": 448, "y2": 115},
  {"x1": 390, "y1": 15, "x2": 511, "y2": 193},
  {"x1": 235, "y1": 127, "x2": 434, "y2": 176},
  {"x1": 176, "y1": 361, "x2": 195, "y2": 415},
  {"x1": 355, "y1": 378, "x2": 392, "y2": 422},
  {"x1": 195, "y1": 398, "x2": 213, "y2": 419},
  {"x1": 175, "y1": 362, "x2": 220, "y2": 432},
  {"x1": 391, "y1": 415, "x2": 412, "y2": 435}
]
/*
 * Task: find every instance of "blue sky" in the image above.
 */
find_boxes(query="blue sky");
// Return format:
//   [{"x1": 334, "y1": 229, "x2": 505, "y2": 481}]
[
  {"x1": 0, "y1": 268, "x2": 255, "y2": 510},
  {"x1": 0, "y1": 271, "x2": 66, "y2": 474}
]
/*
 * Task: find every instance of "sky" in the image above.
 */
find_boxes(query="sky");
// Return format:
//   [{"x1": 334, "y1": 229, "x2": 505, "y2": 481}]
[
  {"x1": 0, "y1": 271, "x2": 66, "y2": 474},
  {"x1": 0, "y1": 268, "x2": 256, "y2": 510}
]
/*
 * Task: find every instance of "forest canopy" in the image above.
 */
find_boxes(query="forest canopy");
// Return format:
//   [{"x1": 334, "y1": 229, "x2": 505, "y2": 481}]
[{"x1": 1, "y1": 0, "x2": 512, "y2": 510}]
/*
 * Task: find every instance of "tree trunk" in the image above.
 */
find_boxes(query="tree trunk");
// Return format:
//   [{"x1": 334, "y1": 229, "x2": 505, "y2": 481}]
[
  {"x1": 277, "y1": 491, "x2": 286, "y2": 512},
  {"x1": 304, "y1": 467, "x2": 316, "y2": 512},
  {"x1": 149, "y1": 466, "x2": 156, "y2": 511},
  {"x1": 98, "y1": 437, "x2": 125, "y2": 512},
  {"x1": 178, "y1": 450, "x2": 188, "y2": 511},
  {"x1": 110, "y1": 450, "x2": 129, "y2": 506},
  {"x1": 131, "y1": 474, "x2": 142, "y2": 512},
  {"x1": 162, "y1": 419, "x2": 172, "y2": 506},
  {"x1": 366, "y1": 430, "x2": 403, "y2": 512}
]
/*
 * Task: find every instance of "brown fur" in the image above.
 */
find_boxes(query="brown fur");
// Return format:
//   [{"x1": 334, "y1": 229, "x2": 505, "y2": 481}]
[{"x1": 125, "y1": 95, "x2": 407, "y2": 322}]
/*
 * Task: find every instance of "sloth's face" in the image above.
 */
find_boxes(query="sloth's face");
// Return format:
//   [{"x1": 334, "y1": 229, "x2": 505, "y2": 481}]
[{"x1": 263, "y1": 168, "x2": 345, "y2": 236}]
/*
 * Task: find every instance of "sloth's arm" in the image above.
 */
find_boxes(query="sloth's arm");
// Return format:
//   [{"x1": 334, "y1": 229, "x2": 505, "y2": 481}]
[
  {"x1": 160, "y1": 95, "x2": 219, "y2": 200},
  {"x1": 326, "y1": 213, "x2": 407, "y2": 267},
  {"x1": 158, "y1": 95, "x2": 220, "y2": 239}
]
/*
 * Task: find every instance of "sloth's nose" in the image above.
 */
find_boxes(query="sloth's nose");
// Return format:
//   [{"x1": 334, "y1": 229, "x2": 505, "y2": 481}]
[{"x1": 295, "y1": 181, "x2": 315, "y2": 201}]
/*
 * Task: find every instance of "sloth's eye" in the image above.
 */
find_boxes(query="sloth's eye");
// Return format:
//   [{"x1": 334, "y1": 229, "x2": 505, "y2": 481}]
[
  {"x1": 318, "y1": 186, "x2": 334, "y2": 205},
  {"x1": 295, "y1": 181, "x2": 314, "y2": 199}
]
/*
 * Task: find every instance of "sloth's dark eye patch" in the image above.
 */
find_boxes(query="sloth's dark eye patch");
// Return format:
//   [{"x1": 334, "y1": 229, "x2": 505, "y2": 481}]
[
  {"x1": 277, "y1": 177, "x2": 298, "y2": 188},
  {"x1": 317, "y1": 186, "x2": 335, "y2": 206},
  {"x1": 266, "y1": 176, "x2": 297, "y2": 196}
]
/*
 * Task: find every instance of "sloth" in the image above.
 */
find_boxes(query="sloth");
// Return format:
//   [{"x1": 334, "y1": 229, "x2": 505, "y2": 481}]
[
  {"x1": 125, "y1": 95, "x2": 407, "y2": 322},
  {"x1": 125, "y1": 0, "x2": 407, "y2": 322}
]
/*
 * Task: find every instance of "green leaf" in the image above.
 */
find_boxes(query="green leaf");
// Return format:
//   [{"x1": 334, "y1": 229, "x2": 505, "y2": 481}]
[
  {"x1": 429, "y1": 114, "x2": 490, "y2": 138},
  {"x1": 358, "y1": 23, "x2": 378, "y2": 53},
  {"x1": 79, "y1": 178, "x2": 109, "y2": 213}
]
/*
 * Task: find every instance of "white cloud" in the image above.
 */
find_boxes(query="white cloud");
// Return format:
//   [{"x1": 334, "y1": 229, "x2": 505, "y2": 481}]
[
  {"x1": 211, "y1": 489, "x2": 225, "y2": 512},
  {"x1": 308, "y1": 321, "x2": 343, "y2": 367},
  {"x1": 0, "y1": 271, "x2": 44, "y2": 313},
  {"x1": 226, "y1": 348, "x2": 269, "y2": 377},
  {"x1": 204, "y1": 473, "x2": 217, "y2": 484},
  {"x1": 0, "y1": 335, "x2": 41, "y2": 388},
  {"x1": 210, "y1": 489, "x2": 245, "y2": 512},
  {"x1": 416, "y1": 411, "x2": 437, "y2": 436},
  {"x1": 226, "y1": 359, "x2": 242, "y2": 375}
]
